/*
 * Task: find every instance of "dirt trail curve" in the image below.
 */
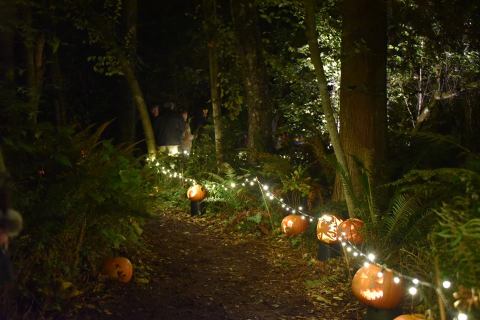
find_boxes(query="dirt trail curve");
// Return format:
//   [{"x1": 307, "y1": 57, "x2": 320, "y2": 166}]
[{"x1": 82, "y1": 210, "x2": 360, "y2": 320}]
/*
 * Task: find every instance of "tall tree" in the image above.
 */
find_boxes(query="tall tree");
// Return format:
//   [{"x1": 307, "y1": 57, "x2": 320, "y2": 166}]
[
  {"x1": 0, "y1": 0, "x2": 16, "y2": 85},
  {"x1": 332, "y1": 0, "x2": 387, "y2": 200},
  {"x1": 203, "y1": 0, "x2": 225, "y2": 166},
  {"x1": 118, "y1": 0, "x2": 138, "y2": 145},
  {"x1": 231, "y1": 0, "x2": 272, "y2": 155},
  {"x1": 303, "y1": 0, "x2": 356, "y2": 216},
  {"x1": 22, "y1": 3, "x2": 45, "y2": 123}
]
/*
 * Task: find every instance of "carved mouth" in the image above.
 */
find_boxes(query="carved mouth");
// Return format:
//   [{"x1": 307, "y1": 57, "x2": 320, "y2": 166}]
[{"x1": 361, "y1": 289, "x2": 384, "y2": 301}]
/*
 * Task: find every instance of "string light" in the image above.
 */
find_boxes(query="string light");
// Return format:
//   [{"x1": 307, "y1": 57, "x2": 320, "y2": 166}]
[
  {"x1": 151, "y1": 159, "x2": 469, "y2": 320},
  {"x1": 457, "y1": 313, "x2": 468, "y2": 320}
]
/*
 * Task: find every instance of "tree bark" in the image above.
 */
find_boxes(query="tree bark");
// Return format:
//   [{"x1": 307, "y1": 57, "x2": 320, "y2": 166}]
[
  {"x1": 118, "y1": 55, "x2": 157, "y2": 156},
  {"x1": 118, "y1": 0, "x2": 138, "y2": 145},
  {"x1": 0, "y1": 0, "x2": 16, "y2": 84},
  {"x1": 333, "y1": 0, "x2": 387, "y2": 201},
  {"x1": 203, "y1": 0, "x2": 225, "y2": 166},
  {"x1": 51, "y1": 49, "x2": 67, "y2": 126},
  {"x1": 231, "y1": 0, "x2": 272, "y2": 156},
  {"x1": 303, "y1": 0, "x2": 356, "y2": 216},
  {"x1": 23, "y1": 5, "x2": 45, "y2": 124}
]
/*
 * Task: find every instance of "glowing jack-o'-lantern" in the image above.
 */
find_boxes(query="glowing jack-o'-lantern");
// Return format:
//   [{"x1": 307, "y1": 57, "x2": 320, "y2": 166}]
[
  {"x1": 281, "y1": 215, "x2": 309, "y2": 236},
  {"x1": 394, "y1": 315, "x2": 425, "y2": 320},
  {"x1": 187, "y1": 184, "x2": 207, "y2": 202},
  {"x1": 316, "y1": 214, "x2": 343, "y2": 243},
  {"x1": 103, "y1": 257, "x2": 133, "y2": 283},
  {"x1": 352, "y1": 263, "x2": 404, "y2": 309},
  {"x1": 338, "y1": 218, "x2": 364, "y2": 244}
]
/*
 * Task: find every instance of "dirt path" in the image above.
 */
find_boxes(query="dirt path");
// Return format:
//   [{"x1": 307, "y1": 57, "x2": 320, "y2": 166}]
[{"x1": 79, "y1": 210, "x2": 361, "y2": 319}]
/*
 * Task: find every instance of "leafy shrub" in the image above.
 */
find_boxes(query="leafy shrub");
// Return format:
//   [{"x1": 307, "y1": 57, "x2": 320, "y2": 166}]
[{"x1": 2, "y1": 122, "x2": 152, "y2": 314}]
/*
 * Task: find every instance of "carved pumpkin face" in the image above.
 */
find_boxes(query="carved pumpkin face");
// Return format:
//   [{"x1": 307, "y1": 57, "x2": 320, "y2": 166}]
[
  {"x1": 316, "y1": 214, "x2": 343, "y2": 243},
  {"x1": 352, "y1": 264, "x2": 404, "y2": 309},
  {"x1": 281, "y1": 215, "x2": 309, "y2": 236},
  {"x1": 103, "y1": 257, "x2": 133, "y2": 283},
  {"x1": 394, "y1": 315, "x2": 425, "y2": 320},
  {"x1": 187, "y1": 185, "x2": 207, "y2": 202},
  {"x1": 338, "y1": 218, "x2": 364, "y2": 244}
]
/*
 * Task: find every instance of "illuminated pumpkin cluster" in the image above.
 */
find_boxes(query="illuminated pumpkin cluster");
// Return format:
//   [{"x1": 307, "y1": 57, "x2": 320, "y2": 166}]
[
  {"x1": 352, "y1": 263, "x2": 404, "y2": 309},
  {"x1": 103, "y1": 257, "x2": 133, "y2": 283},
  {"x1": 394, "y1": 315, "x2": 425, "y2": 320},
  {"x1": 281, "y1": 215, "x2": 309, "y2": 236},
  {"x1": 338, "y1": 218, "x2": 364, "y2": 244},
  {"x1": 187, "y1": 184, "x2": 207, "y2": 201},
  {"x1": 316, "y1": 214, "x2": 343, "y2": 243}
]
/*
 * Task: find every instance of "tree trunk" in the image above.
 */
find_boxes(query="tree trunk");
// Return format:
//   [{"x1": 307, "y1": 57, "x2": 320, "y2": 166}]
[
  {"x1": 118, "y1": 0, "x2": 138, "y2": 145},
  {"x1": 0, "y1": 0, "x2": 15, "y2": 84},
  {"x1": 23, "y1": 5, "x2": 45, "y2": 124},
  {"x1": 303, "y1": 0, "x2": 356, "y2": 216},
  {"x1": 231, "y1": 0, "x2": 272, "y2": 156},
  {"x1": 203, "y1": 0, "x2": 224, "y2": 166},
  {"x1": 51, "y1": 49, "x2": 67, "y2": 126},
  {"x1": 119, "y1": 55, "x2": 157, "y2": 156},
  {"x1": 333, "y1": 0, "x2": 387, "y2": 201}
]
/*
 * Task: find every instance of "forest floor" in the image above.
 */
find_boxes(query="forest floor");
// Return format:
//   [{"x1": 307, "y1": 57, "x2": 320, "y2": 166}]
[{"x1": 76, "y1": 209, "x2": 364, "y2": 320}]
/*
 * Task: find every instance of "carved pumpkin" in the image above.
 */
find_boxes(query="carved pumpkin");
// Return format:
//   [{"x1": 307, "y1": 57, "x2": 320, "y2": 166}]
[
  {"x1": 103, "y1": 257, "x2": 133, "y2": 283},
  {"x1": 338, "y1": 218, "x2": 364, "y2": 244},
  {"x1": 394, "y1": 315, "x2": 425, "y2": 320},
  {"x1": 316, "y1": 214, "x2": 343, "y2": 243},
  {"x1": 281, "y1": 215, "x2": 309, "y2": 236},
  {"x1": 352, "y1": 264, "x2": 404, "y2": 309},
  {"x1": 187, "y1": 184, "x2": 207, "y2": 202}
]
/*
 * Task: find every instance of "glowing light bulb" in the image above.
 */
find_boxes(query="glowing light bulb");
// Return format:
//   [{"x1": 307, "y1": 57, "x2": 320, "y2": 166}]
[
  {"x1": 309, "y1": 218, "x2": 314, "y2": 222},
  {"x1": 230, "y1": 182, "x2": 236, "y2": 188},
  {"x1": 292, "y1": 209, "x2": 296, "y2": 214},
  {"x1": 301, "y1": 216, "x2": 306, "y2": 220},
  {"x1": 363, "y1": 262, "x2": 370, "y2": 268},
  {"x1": 377, "y1": 272, "x2": 384, "y2": 278},
  {"x1": 442, "y1": 280, "x2": 451, "y2": 289},
  {"x1": 249, "y1": 181, "x2": 254, "y2": 186},
  {"x1": 353, "y1": 252, "x2": 359, "y2": 257},
  {"x1": 408, "y1": 287, "x2": 417, "y2": 295},
  {"x1": 394, "y1": 277, "x2": 401, "y2": 284},
  {"x1": 341, "y1": 242, "x2": 346, "y2": 247},
  {"x1": 367, "y1": 253, "x2": 376, "y2": 262},
  {"x1": 346, "y1": 247, "x2": 352, "y2": 252},
  {"x1": 298, "y1": 206, "x2": 303, "y2": 211},
  {"x1": 241, "y1": 183, "x2": 245, "y2": 186},
  {"x1": 412, "y1": 278, "x2": 419, "y2": 285},
  {"x1": 263, "y1": 185, "x2": 269, "y2": 190}
]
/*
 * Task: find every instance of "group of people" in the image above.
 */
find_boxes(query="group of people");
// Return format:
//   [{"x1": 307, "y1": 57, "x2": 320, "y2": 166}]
[{"x1": 150, "y1": 102, "x2": 208, "y2": 155}]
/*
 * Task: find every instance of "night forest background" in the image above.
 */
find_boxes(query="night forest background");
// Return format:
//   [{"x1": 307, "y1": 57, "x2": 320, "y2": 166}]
[{"x1": 0, "y1": 0, "x2": 479, "y2": 319}]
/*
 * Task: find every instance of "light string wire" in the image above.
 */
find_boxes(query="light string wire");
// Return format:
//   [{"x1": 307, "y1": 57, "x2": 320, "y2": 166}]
[{"x1": 148, "y1": 158, "x2": 469, "y2": 320}]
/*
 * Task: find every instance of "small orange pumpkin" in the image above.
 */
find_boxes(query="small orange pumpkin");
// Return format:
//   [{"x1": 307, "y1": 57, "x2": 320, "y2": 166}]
[
  {"x1": 394, "y1": 315, "x2": 425, "y2": 320},
  {"x1": 103, "y1": 257, "x2": 133, "y2": 283},
  {"x1": 281, "y1": 215, "x2": 309, "y2": 236},
  {"x1": 316, "y1": 214, "x2": 343, "y2": 243},
  {"x1": 338, "y1": 218, "x2": 364, "y2": 244},
  {"x1": 352, "y1": 263, "x2": 404, "y2": 309},
  {"x1": 187, "y1": 184, "x2": 207, "y2": 202}
]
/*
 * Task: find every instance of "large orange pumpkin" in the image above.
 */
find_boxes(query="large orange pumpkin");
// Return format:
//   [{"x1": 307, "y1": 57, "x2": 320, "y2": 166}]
[
  {"x1": 394, "y1": 315, "x2": 425, "y2": 320},
  {"x1": 281, "y1": 215, "x2": 309, "y2": 236},
  {"x1": 316, "y1": 214, "x2": 343, "y2": 243},
  {"x1": 187, "y1": 184, "x2": 207, "y2": 201},
  {"x1": 352, "y1": 264, "x2": 404, "y2": 309},
  {"x1": 103, "y1": 257, "x2": 133, "y2": 283},
  {"x1": 338, "y1": 218, "x2": 364, "y2": 244}
]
